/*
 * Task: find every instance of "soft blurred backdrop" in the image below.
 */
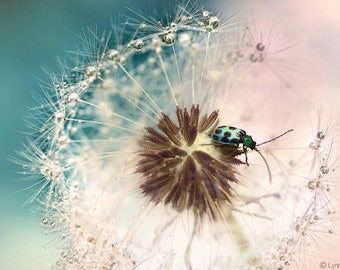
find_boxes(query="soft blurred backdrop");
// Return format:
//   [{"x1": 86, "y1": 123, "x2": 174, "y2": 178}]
[
  {"x1": 1, "y1": 0, "x2": 340, "y2": 269},
  {"x1": 0, "y1": 1, "x2": 174, "y2": 269}
]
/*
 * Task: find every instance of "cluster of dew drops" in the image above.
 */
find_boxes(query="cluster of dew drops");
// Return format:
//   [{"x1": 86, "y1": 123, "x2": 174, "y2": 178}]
[{"x1": 263, "y1": 127, "x2": 337, "y2": 270}]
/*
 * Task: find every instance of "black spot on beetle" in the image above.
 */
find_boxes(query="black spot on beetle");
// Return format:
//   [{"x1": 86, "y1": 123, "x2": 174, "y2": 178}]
[
  {"x1": 223, "y1": 131, "x2": 231, "y2": 138},
  {"x1": 212, "y1": 135, "x2": 219, "y2": 141},
  {"x1": 231, "y1": 138, "x2": 240, "y2": 143}
]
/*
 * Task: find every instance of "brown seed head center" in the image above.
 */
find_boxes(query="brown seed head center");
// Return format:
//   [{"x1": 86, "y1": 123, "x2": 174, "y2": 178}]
[{"x1": 137, "y1": 104, "x2": 243, "y2": 219}]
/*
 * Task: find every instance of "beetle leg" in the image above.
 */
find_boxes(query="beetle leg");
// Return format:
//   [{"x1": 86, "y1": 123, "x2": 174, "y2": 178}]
[{"x1": 243, "y1": 146, "x2": 249, "y2": 166}]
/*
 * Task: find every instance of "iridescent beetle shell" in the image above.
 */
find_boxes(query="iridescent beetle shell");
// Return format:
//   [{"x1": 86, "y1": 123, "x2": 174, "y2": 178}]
[{"x1": 211, "y1": 125, "x2": 256, "y2": 150}]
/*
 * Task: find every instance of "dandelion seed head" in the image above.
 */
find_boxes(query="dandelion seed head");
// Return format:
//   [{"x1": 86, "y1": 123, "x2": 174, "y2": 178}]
[{"x1": 13, "y1": 1, "x2": 340, "y2": 269}]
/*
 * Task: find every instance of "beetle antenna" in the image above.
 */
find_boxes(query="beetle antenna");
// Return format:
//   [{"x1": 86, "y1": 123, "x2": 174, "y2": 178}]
[
  {"x1": 257, "y1": 129, "x2": 294, "y2": 147},
  {"x1": 254, "y1": 148, "x2": 272, "y2": 183}
]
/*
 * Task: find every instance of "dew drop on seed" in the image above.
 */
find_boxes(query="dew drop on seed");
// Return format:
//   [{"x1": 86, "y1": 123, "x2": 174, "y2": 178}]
[
  {"x1": 61, "y1": 251, "x2": 67, "y2": 258},
  {"x1": 72, "y1": 181, "x2": 79, "y2": 190},
  {"x1": 57, "y1": 135, "x2": 70, "y2": 147},
  {"x1": 106, "y1": 49, "x2": 119, "y2": 61},
  {"x1": 320, "y1": 165, "x2": 329, "y2": 174},
  {"x1": 249, "y1": 53, "x2": 258, "y2": 62},
  {"x1": 317, "y1": 131, "x2": 325, "y2": 140},
  {"x1": 139, "y1": 23, "x2": 147, "y2": 31},
  {"x1": 170, "y1": 22, "x2": 177, "y2": 30},
  {"x1": 309, "y1": 142, "x2": 319, "y2": 150},
  {"x1": 132, "y1": 39, "x2": 144, "y2": 51},
  {"x1": 67, "y1": 93, "x2": 79, "y2": 104},
  {"x1": 209, "y1": 16, "x2": 219, "y2": 29},
  {"x1": 307, "y1": 180, "x2": 317, "y2": 190},
  {"x1": 79, "y1": 81, "x2": 88, "y2": 90},
  {"x1": 53, "y1": 111, "x2": 65, "y2": 123},
  {"x1": 256, "y1": 43, "x2": 265, "y2": 51},
  {"x1": 202, "y1": 10, "x2": 210, "y2": 25},
  {"x1": 41, "y1": 217, "x2": 49, "y2": 225},
  {"x1": 120, "y1": 56, "x2": 127, "y2": 65},
  {"x1": 180, "y1": 15, "x2": 192, "y2": 23},
  {"x1": 85, "y1": 65, "x2": 97, "y2": 78},
  {"x1": 52, "y1": 201, "x2": 58, "y2": 208},
  {"x1": 162, "y1": 32, "x2": 176, "y2": 45}
]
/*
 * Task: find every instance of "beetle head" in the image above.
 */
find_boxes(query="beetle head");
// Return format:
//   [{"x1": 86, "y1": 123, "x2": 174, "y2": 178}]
[{"x1": 243, "y1": 135, "x2": 256, "y2": 150}]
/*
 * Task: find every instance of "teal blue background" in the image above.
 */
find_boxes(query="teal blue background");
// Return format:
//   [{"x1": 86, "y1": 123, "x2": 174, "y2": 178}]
[{"x1": 0, "y1": 1, "x2": 174, "y2": 269}]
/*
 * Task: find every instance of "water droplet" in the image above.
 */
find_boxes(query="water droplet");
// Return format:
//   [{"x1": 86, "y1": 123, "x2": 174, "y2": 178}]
[
  {"x1": 79, "y1": 81, "x2": 88, "y2": 90},
  {"x1": 256, "y1": 43, "x2": 265, "y2": 51},
  {"x1": 162, "y1": 32, "x2": 176, "y2": 45},
  {"x1": 180, "y1": 15, "x2": 192, "y2": 23},
  {"x1": 72, "y1": 181, "x2": 79, "y2": 190},
  {"x1": 307, "y1": 180, "x2": 317, "y2": 190},
  {"x1": 61, "y1": 251, "x2": 67, "y2": 258},
  {"x1": 119, "y1": 56, "x2": 127, "y2": 65},
  {"x1": 320, "y1": 165, "x2": 329, "y2": 174},
  {"x1": 67, "y1": 93, "x2": 79, "y2": 104},
  {"x1": 57, "y1": 135, "x2": 70, "y2": 147},
  {"x1": 41, "y1": 217, "x2": 49, "y2": 225},
  {"x1": 53, "y1": 111, "x2": 65, "y2": 123},
  {"x1": 106, "y1": 49, "x2": 119, "y2": 61},
  {"x1": 84, "y1": 65, "x2": 97, "y2": 78},
  {"x1": 208, "y1": 16, "x2": 219, "y2": 29},
  {"x1": 309, "y1": 141, "x2": 319, "y2": 150},
  {"x1": 317, "y1": 131, "x2": 325, "y2": 140},
  {"x1": 249, "y1": 53, "x2": 258, "y2": 62},
  {"x1": 139, "y1": 23, "x2": 147, "y2": 31},
  {"x1": 314, "y1": 215, "x2": 319, "y2": 220},
  {"x1": 131, "y1": 39, "x2": 144, "y2": 51},
  {"x1": 329, "y1": 229, "x2": 333, "y2": 234},
  {"x1": 202, "y1": 10, "x2": 210, "y2": 24}
]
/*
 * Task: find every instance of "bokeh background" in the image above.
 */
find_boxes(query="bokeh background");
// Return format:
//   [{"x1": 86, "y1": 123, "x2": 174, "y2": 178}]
[{"x1": 1, "y1": 0, "x2": 339, "y2": 269}]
